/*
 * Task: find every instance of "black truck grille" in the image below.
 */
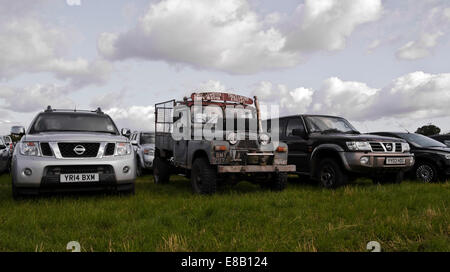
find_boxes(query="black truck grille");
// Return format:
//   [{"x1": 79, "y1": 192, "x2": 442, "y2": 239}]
[
  {"x1": 104, "y1": 143, "x2": 115, "y2": 156},
  {"x1": 370, "y1": 142, "x2": 384, "y2": 152},
  {"x1": 40, "y1": 143, "x2": 53, "y2": 156},
  {"x1": 370, "y1": 142, "x2": 403, "y2": 152},
  {"x1": 58, "y1": 143, "x2": 100, "y2": 158}
]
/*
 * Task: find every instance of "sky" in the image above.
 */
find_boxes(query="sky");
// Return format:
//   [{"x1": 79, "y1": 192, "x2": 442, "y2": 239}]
[{"x1": 0, "y1": 0, "x2": 450, "y2": 135}]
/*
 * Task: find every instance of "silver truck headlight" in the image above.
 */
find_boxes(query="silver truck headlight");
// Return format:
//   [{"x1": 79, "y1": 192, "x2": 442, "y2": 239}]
[
  {"x1": 259, "y1": 133, "x2": 270, "y2": 145},
  {"x1": 116, "y1": 142, "x2": 132, "y2": 156},
  {"x1": 227, "y1": 132, "x2": 238, "y2": 145},
  {"x1": 20, "y1": 142, "x2": 40, "y2": 156},
  {"x1": 401, "y1": 142, "x2": 410, "y2": 152},
  {"x1": 346, "y1": 141, "x2": 371, "y2": 151}
]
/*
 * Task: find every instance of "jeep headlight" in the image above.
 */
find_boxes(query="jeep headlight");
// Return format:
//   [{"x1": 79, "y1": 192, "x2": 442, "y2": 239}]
[
  {"x1": 259, "y1": 133, "x2": 270, "y2": 145},
  {"x1": 346, "y1": 141, "x2": 371, "y2": 151},
  {"x1": 227, "y1": 132, "x2": 238, "y2": 145},
  {"x1": 402, "y1": 142, "x2": 410, "y2": 152},
  {"x1": 20, "y1": 142, "x2": 40, "y2": 156},
  {"x1": 116, "y1": 142, "x2": 132, "y2": 156}
]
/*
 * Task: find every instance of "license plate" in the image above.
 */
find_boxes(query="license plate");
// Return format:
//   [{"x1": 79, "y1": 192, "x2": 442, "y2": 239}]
[
  {"x1": 385, "y1": 158, "x2": 406, "y2": 165},
  {"x1": 60, "y1": 173, "x2": 99, "y2": 183}
]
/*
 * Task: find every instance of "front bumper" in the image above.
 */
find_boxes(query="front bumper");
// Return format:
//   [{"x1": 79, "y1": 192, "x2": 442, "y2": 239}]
[
  {"x1": 217, "y1": 164, "x2": 296, "y2": 173},
  {"x1": 12, "y1": 154, "x2": 136, "y2": 188},
  {"x1": 342, "y1": 152, "x2": 414, "y2": 174}
]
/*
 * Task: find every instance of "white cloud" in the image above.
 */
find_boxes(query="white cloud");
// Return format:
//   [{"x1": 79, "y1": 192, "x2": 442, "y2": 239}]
[
  {"x1": 286, "y1": 0, "x2": 383, "y2": 52},
  {"x1": 396, "y1": 31, "x2": 444, "y2": 60},
  {"x1": 0, "y1": 84, "x2": 74, "y2": 112},
  {"x1": 255, "y1": 71, "x2": 450, "y2": 123},
  {"x1": 106, "y1": 106, "x2": 155, "y2": 131},
  {"x1": 98, "y1": 0, "x2": 383, "y2": 74},
  {"x1": 0, "y1": 2, "x2": 112, "y2": 89},
  {"x1": 445, "y1": 8, "x2": 450, "y2": 20}
]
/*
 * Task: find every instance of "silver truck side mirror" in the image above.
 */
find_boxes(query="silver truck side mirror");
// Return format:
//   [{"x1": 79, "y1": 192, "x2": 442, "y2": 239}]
[
  {"x1": 121, "y1": 128, "x2": 131, "y2": 138},
  {"x1": 11, "y1": 126, "x2": 26, "y2": 136}
]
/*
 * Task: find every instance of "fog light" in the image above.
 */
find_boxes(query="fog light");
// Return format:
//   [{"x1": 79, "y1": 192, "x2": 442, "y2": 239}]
[
  {"x1": 123, "y1": 166, "x2": 130, "y2": 173},
  {"x1": 24, "y1": 168, "x2": 32, "y2": 176},
  {"x1": 360, "y1": 157, "x2": 370, "y2": 165}
]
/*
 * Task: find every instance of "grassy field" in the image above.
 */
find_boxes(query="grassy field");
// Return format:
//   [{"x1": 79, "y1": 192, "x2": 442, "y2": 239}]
[{"x1": 0, "y1": 173, "x2": 448, "y2": 252}]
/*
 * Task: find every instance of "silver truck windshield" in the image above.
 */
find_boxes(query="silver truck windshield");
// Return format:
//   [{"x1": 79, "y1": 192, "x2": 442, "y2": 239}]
[
  {"x1": 305, "y1": 116, "x2": 359, "y2": 134},
  {"x1": 29, "y1": 113, "x2": 119, "y2": 135}
]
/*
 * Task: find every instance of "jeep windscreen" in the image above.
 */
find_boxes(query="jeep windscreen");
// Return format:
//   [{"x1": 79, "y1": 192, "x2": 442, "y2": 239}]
[
  {"x1": 304, "y1": 116, "x2": 360, "y2": 134},
  {"x1": 29, "y1": 113, "x2": 119, "y2": 135},
  {"x1": 397, "y1": 133, "x2": 446, "y2": 148},
  {"x1": 140, "y1": 133, "x2": 155, "y2": 144}
]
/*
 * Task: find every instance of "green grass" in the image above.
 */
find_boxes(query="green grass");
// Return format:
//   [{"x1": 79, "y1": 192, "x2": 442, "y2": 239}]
[{"x1": 0, "y1": 174, "x2": 448, "y2": 252}]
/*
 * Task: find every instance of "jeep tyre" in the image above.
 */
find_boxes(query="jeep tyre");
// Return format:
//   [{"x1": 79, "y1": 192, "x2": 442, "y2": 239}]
[
  {"x1": 270, "y1": 172, "x2": 287, "y2": 191},
  {"x1": 317, "y1": 158, "x2": 348, "y2": 189},
  {"x1": 415, "y1": 162, "x2": 438, "y2": 183},
  {"x1": 191, "y1": 157, "x2": 217, "y2": 195},
  {"x1": 153, "y1": 157, "x2": 170, "y2": 184}
]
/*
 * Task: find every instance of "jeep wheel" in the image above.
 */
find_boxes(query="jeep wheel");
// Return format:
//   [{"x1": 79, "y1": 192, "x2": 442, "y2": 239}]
[
  {"x1": 415, "y1": 162, "x2": 437, "y2": 183},
  {"x1": 317, "y1": 159, "x2": 347, "y2": 189},
  {"x1": 191, "y1": 157, "x2": 217, "y2": 195},
  {"x1": 270, "y1": 173, "x2": 287, "y2": 191},
  {"x1": 153, "y1": 157, "x2": 170, "y2": 184}
]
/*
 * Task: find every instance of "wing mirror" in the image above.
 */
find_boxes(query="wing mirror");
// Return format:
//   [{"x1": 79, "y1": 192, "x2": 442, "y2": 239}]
[
  {"x1": 121, "y1": 128, "x2": 131, "y2": 138},
  {"x1": 11, "y1": 126, "x2": 25, "y2": 136}
]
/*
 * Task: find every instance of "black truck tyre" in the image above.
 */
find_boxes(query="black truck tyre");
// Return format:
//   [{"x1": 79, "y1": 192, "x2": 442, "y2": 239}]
[
  {"x1": 191, "y1": 157, "x2": 217, "y2": 195},
  {"x1": 153, "y1": 157, "x2": 170, "y2": 184},
  {"x1": 317, "y1": 158, "x2": 348, "y2": 189},
  {"x1": 270, "y1": 172, "x2": 287, "y2": 191}
]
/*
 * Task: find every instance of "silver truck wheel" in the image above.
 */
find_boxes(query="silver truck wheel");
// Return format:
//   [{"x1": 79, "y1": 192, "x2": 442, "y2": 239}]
[
  {"x1": 270, "y1": 173, "x2": 287, "y2": 191},
  {"x1": 191, "y1": 157, "x2": 217, "y2": 195}
]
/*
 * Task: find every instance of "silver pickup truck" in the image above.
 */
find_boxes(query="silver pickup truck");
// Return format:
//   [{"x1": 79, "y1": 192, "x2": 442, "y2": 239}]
[{"x1": 11, "y1": 107, "x2": 136, "y2": 198}]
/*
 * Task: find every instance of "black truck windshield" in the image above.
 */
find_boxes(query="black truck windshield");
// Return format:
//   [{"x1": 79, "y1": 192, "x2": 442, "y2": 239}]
[
  {"x1": 305, "y1": 116, "x2": 359, "y2": 134},
  {"x1": 29, "y1": 113, "x2": 119, "y2": 134},
  {"x1": 399, "y1": 133, "x2": 446, "y2": 148}
]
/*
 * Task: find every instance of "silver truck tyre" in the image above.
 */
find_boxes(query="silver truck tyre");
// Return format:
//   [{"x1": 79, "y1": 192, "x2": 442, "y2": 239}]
[
  {"x1": 136, "y1": 157, "x2": 143, "y2": 177},
  {"x1": 191, "y1": 157, "x2": 217, "y2": 195},
  {"x1": 153, "y1": 157, "x2": 170, "y2": 184},
  {"x1": 270, "y1": 172, "x2": 287, "y2": 191},
  {"x1": 317, "y1": 158, "x2": 348, "y2": 189}
]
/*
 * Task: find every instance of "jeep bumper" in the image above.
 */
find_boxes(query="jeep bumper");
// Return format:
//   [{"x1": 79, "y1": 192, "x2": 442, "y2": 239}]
[
  {"x1": 217, "y1": 164, "x2": 296, "y2": 173},
  {"x1": 341, "y1": 152, "x2": 414, "y2": 174}
]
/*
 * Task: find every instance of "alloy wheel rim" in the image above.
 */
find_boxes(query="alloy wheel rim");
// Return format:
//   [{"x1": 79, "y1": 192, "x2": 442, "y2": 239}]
[
  {"x1": 321, "y1": 166, "x2": 335, "y2": 187},
  {"x1": 417, "y1": 165, "x2": 433, "y2": 183}
]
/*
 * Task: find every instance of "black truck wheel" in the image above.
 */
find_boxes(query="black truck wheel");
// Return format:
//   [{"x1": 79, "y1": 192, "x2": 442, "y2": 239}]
[
  {"x1": 415, "y1": 162, "x2": 438, "y2": 183},
  {"x1": 317, "y1": 158, "x2": 348, "y2": 189},
  {"x1": 153, "y1": 157, "x2": 170, "y2": 184},
  {"x1": 191, "y1": 157, "x2": 217, "y2": 195},
  {"x1": 270, "y1": 172, "x2": 287, "y2": 191}
]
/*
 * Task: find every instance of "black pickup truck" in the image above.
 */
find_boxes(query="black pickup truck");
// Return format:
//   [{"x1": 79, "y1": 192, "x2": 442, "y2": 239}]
[{"x1": 265, "y1": 115, "x2": 415, "y2": 188}]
